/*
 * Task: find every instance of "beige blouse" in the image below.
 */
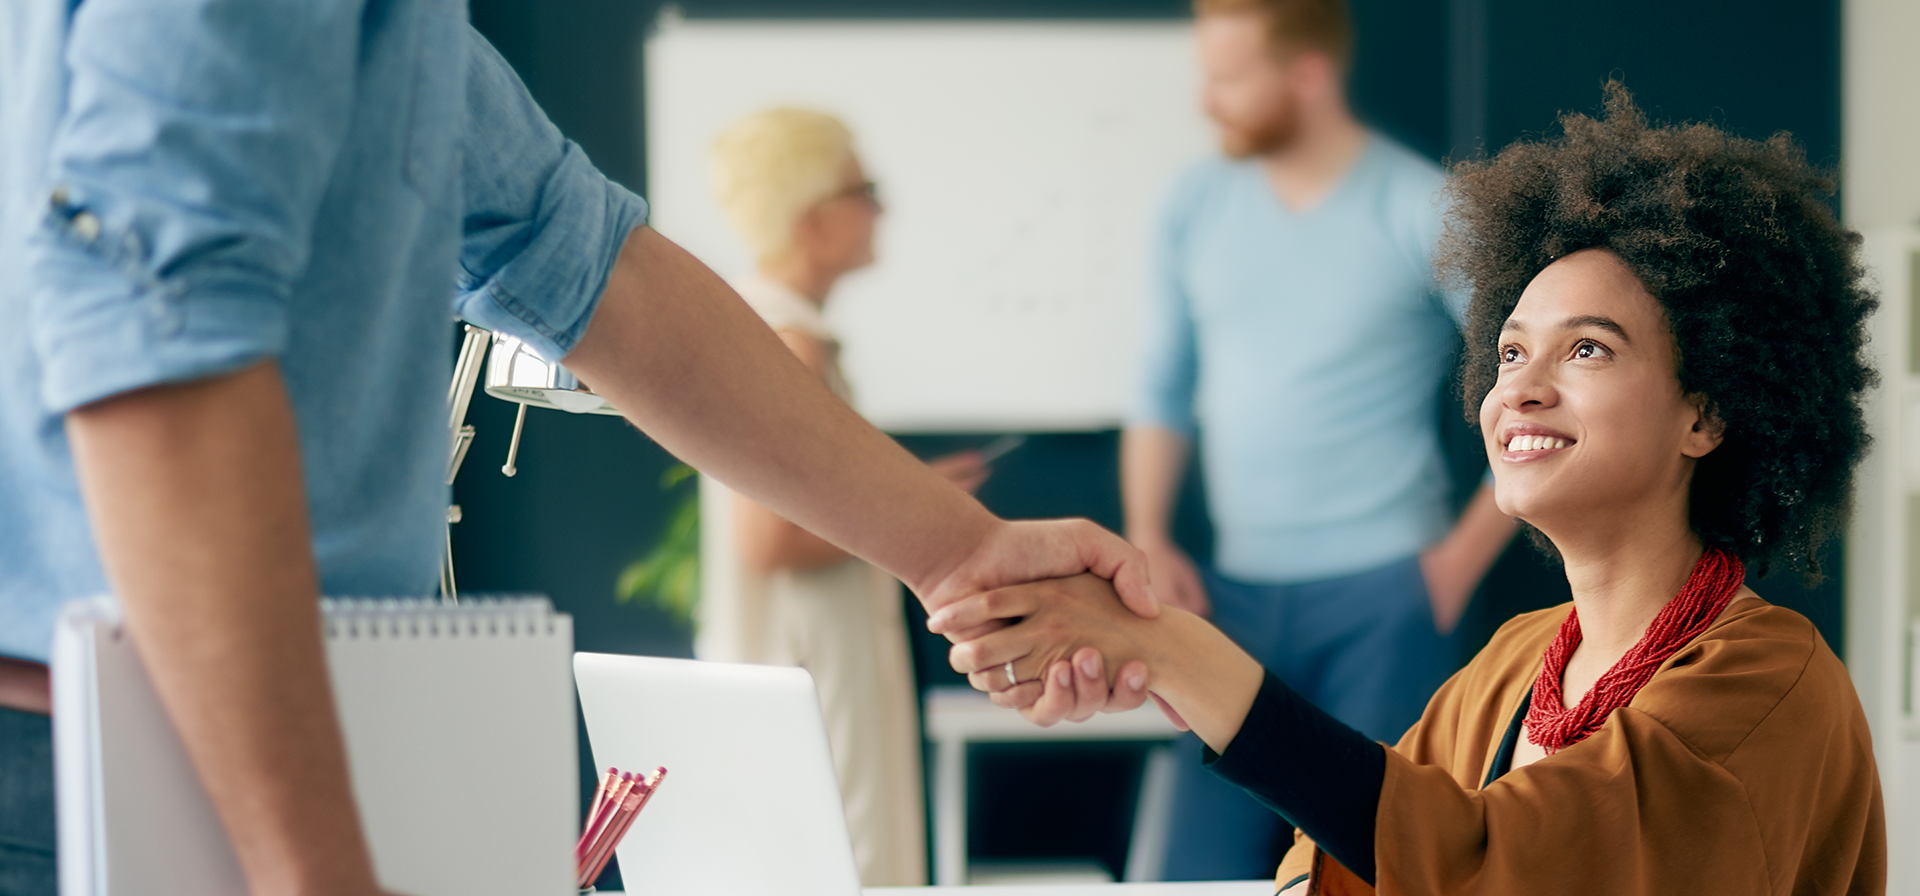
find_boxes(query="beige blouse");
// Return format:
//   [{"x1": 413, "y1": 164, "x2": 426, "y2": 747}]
[{"x1": 693, "y1": 275, "x2": 927, "y2": 887}]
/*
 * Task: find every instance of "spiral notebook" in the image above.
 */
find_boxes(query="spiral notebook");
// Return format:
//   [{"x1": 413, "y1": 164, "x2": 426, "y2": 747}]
[{"x1": 51, "y1": 596, "x2": 577, "y2": 896}]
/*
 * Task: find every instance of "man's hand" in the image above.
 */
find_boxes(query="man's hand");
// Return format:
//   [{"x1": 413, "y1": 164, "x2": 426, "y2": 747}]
[
  {"x1": 1134, "y1": 536, "x2": 1210, "y2": 617},
  {"x1": 1418, "y1": 543, "x2": 1476, "y2": 635},
  {"x1": 919, "y1": 519, "x2": 1159, "y2": 621},
  {"x1": 1419, "y1": 484, "x2": 1517, "y2": 634}
]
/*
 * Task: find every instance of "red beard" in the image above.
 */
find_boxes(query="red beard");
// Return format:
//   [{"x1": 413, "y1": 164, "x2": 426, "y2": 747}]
[{"x1": 1214, "y1": 98, "x2": 1301, "y2": 159}]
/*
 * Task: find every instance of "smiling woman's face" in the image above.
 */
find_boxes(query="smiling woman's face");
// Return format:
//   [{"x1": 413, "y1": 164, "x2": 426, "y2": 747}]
[{"x1": 1479, "y1": 249, "x2": 1723, "y2": 537}]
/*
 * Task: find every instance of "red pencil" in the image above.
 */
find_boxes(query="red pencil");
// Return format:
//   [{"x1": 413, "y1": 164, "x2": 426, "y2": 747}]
[
  {"x1": 586, "y1": 767, "x2": 618, "y2": 821},
  {"x1": 574, "y1": 771, "x2": 635, "y2": 869},
  {"x1": 581, "y1": 767, "x2": 667, "y2": 886},
  {"x1": 578, "y1": 784, "x2": 641, "y2": 887}
]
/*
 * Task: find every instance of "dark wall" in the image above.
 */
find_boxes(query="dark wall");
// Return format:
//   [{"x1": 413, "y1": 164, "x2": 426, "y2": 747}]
[
  {"x1": 458, "y1": 0, "x2": 1843, "y2": 882},
  {"x1": 1479, "y1": 0, "x2": 1842, "y2": 168}
]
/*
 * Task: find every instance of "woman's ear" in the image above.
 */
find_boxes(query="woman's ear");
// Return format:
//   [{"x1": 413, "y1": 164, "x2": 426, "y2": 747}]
[{"x1": 1682, "y1": 395, "x2": 1726, "y2": 458}]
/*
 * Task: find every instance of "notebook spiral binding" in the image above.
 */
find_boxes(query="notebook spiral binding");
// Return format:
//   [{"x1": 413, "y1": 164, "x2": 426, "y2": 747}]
[{"x1": 320, "y1": 596, "x2": 561, "y2": 641}]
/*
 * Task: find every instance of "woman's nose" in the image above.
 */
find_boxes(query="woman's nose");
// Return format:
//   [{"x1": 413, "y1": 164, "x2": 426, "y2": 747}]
[{"x1": 1497, "y1": 360, "x2": 1557, "y2": 411}]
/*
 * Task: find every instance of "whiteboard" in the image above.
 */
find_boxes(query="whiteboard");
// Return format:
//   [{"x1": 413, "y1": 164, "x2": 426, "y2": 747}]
[{"x1": 645, "y1": 16, "x2": 1211, "y2": 432}]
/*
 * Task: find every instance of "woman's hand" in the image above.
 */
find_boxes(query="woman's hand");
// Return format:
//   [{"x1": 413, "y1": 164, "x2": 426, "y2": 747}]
[
  {"x1": 1005, "y1": 647, "x2": 1159, "y2": 727},
  {"x1": 932, "y1": 574, "x2": 1155, "y2": 707}
]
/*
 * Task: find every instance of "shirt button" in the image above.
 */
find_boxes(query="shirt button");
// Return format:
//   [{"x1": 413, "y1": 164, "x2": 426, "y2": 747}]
[
  {"x1": 48, "y1": 185, "x2": 69, "y2": 208},
  {"x1": 71, "y1": 211, "x2": 100, "y2": 241}
]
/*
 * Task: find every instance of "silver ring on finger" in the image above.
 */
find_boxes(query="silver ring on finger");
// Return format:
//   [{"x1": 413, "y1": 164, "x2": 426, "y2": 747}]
[{"x1": 1004, "y1": 661, "x2": 1018, "y2": 688}]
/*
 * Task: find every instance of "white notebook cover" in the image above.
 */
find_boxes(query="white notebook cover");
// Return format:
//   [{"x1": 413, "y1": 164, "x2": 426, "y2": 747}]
[{"x1": 52, "y1": 597, "x2": 577, "y2": 896}]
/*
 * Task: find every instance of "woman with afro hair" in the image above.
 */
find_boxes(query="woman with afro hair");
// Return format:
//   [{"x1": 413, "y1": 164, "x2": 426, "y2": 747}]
[{"x1": 928, "y1": 83, "x2": 1885, "y2": 895}]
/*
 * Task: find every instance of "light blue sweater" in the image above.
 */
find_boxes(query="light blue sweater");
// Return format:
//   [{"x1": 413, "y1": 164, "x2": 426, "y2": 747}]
[{"x1": 1132, "y1": 137, "x2": 1465, "y2": 584}]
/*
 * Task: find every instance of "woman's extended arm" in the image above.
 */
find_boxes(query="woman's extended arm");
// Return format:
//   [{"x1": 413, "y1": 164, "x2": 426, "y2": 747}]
[{"x1": 932, "y1": 575, "x2": 1388, "y2": 883}]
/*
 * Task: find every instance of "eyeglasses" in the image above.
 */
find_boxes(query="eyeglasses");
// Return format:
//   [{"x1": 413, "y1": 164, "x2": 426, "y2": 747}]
[{"x1": 827, "y1": 180, "x2": 881, "y2": 208}]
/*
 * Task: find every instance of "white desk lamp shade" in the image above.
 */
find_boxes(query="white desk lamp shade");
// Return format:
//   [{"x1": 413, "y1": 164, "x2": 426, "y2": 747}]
[{"x1": 482, "y1": 332, "x2": 622, "y2": 416}]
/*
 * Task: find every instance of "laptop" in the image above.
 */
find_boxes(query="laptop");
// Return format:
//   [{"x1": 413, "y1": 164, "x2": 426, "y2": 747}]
[{"x1": 573, "y1": 653, "x2": 864, "y2": 896}]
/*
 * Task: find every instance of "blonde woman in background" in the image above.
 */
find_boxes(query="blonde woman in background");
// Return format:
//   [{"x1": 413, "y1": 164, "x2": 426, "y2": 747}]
[{"x1": 697, "y1": 108, "x2": 987, "y2": 887}]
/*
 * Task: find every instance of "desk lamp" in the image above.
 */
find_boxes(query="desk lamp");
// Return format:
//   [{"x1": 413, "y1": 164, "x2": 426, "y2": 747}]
[{"x1": 442, "y1": 328, "x2": 621, "y2": 601}]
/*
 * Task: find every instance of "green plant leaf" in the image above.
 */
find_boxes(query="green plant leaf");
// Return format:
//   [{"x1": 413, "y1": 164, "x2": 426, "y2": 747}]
[{"x1": 616, "y1": 466, "x2": 702, "y2": 628}]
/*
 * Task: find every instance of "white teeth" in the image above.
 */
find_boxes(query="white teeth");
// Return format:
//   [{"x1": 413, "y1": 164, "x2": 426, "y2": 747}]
[{"x1": 1507, "y1": 435, "x2": 1570, "y2": 452}]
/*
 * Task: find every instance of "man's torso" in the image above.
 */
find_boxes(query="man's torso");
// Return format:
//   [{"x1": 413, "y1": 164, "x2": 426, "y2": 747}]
[
  {"x1": 0, "y1": 0, "x2": 470, "y2": 661},
  {"x1": 1161, "y1": 139, "x2": 1461, "y2": 581}
]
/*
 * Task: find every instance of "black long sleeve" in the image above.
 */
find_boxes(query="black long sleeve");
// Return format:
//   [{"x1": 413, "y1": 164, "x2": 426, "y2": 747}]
[{"x1": 1202, "y1": 670, "x2": 1386, "y2": 884}]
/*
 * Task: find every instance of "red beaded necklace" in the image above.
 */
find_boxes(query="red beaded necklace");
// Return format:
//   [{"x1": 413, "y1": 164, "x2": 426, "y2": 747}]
[{"x1": 1525, "y1": 547, "x2": 1745, "y2": 754}]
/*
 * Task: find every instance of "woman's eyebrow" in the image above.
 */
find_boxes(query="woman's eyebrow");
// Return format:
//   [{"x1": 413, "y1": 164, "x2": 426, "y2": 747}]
[{"x1": 1560, "y1": 314, "x2": 1631, "y2": 344}]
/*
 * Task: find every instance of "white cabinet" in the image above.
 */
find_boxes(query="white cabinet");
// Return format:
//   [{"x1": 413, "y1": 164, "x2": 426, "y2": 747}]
[{"x1": 1848, "y1": 228, "x2": 1920, "y2": 889}]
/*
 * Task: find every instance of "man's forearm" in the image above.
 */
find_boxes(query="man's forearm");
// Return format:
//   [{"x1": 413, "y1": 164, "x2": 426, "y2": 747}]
[
  {"x1": 1120, "y1": 425, "x2": 1190, "y2": 543},
  {"x1": 67, "y1": 362, "x2": 380, "y2": 896},
  {"x1": 566, "y1": 227, "x2": 999, "y2": 602}
]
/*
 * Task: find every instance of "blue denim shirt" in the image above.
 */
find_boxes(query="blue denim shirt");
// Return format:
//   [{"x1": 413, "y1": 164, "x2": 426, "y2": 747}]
[{"x1": 0, "y1": 0, "x2": 649, "y2": 661}]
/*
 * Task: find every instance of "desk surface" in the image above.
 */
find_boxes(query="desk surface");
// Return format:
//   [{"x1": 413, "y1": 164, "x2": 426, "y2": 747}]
[
  {"x1": 868, "y1": 883, "x2": 1273, "y2": 894},
  {"x1": 923, "y1": 687, "x2": 1182, "y2": 742},
  {"x1": 600, "y1": 884, "x2": 1273, "y2": 895}
]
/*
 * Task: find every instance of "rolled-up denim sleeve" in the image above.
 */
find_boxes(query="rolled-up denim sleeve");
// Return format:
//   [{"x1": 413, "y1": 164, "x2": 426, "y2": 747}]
[
  {"x1": 454, "y1": 27, "x2": 649, "y2": 363},
  {"x1": 1128, "y1": 177, "x2": 1200, "y2": 436},
  {"x1": 26, "y1": 0, "x2": 363, "y2": 414}
]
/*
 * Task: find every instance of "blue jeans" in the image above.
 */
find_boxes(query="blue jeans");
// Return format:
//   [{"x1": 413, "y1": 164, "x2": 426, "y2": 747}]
[
  {"x1": 0, "y1": 708, "x2": 55, "y2": 896},
  {"x1": 1160, "y1": 556, "x2": 1457, "y2": 881}
]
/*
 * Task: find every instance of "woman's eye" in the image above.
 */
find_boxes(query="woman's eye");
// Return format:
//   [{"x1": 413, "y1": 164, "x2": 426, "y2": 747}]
[
  {"x1": 1499, "y1": 346, "x2": 1523, "y2": 364},
  {"x1": 1573, "y1": 339, "x2": 1610, "y2": 360}
]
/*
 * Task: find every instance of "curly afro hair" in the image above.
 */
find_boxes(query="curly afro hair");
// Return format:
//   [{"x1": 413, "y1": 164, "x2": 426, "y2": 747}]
[{"x1": 1439, "y1": 82, "x2": 1878, "y2": 583}]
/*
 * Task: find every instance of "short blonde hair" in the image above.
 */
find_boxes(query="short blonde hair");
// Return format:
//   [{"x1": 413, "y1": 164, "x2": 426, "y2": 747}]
[
  {"x1": 709, "y1": 107, "x2": 856, "y2": 263},
  {"x1": 1193, "y1": 0, "x2": 1353, "y2": 66}
]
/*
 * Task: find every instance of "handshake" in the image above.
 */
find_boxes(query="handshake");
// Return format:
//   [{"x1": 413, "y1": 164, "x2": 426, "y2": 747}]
[
  {"x1": 927, "y1": 572, "x2": 1192, "y2": 731},
  {"x1": 915, "y1": 520, "x2": 1265, "y2": 752}
]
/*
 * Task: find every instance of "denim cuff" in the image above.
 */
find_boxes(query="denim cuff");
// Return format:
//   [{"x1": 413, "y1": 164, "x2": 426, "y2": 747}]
[
  {"x1": 455, "y1": 141, "x2": 649, "y2": 364},
  {"x1": 28, "y1": 187, "x2": 289, "y2": 413}
]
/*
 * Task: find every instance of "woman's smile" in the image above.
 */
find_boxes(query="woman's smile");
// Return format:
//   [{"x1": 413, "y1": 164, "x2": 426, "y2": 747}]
[{"x1": 1500, "y1": 423, "x2": 1576, "y2": 463}]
